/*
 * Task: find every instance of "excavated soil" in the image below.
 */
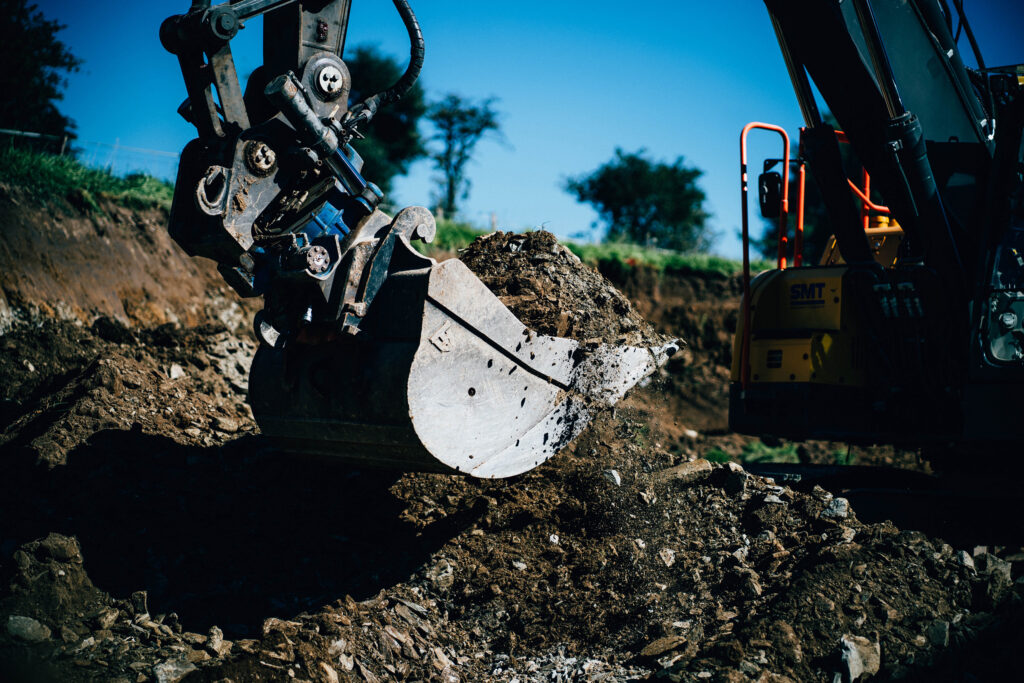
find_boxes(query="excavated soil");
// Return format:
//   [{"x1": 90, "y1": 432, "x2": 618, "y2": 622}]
[{"x1": 1, "y1": 196, "x2": 1023, "y2": 683}]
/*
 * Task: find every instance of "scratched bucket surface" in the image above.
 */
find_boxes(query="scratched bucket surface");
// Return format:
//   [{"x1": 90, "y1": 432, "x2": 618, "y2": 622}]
[{"x1": 250, "y1": 258, "x2": 675, "y2": 478}]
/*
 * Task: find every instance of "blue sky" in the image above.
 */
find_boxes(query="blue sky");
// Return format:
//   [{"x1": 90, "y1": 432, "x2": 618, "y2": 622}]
[{"x1": 38, "y1": 0, "x2": 1024, "y2": 259}]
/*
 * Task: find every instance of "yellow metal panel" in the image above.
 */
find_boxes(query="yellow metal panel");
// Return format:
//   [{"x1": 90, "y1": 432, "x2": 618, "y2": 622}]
[
  {"x1": 749, "y1": 332, "x2": 864, "y2": 387},
  {"x1": 751, "y1": 268, "x2": 846, "y2": 332}
]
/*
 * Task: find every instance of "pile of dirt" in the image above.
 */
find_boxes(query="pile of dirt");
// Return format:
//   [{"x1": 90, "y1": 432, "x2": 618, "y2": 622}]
[
  {"x1": 0, "y1": 318, "x2": 255, "y2": 468},
  {"x1": 0, "y1": 533, "x2": 466, "y2": 683},
  {"x1": 458, "y1": 231, "x2": 667, "y2": 347},
  {"x1": 2, "y1": 217, "x2": 1023, "y2": 683}
]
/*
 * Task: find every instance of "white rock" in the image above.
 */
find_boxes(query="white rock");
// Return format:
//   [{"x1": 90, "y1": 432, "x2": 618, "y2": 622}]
[
  {"x1": 7, "y1": 615, "x2": 50, "y2": 642},
  {"x1": 549, "y1": 534, "x2": 560, "y2": 545},
  {"x1": 659, "y1": 548, "x2": 676, "y2": 567},
  {"x1": 169, "y1": 363, "x2": 186, "y2": 380},
  {"x1": 153, "y1": 658, "x2": 197, "y2": 683},
  {"x1": 957, "y1": 550, "x2": 975, "y2": 570},
  {"x1": 837, "y1": 634, "x2": 880, "y2": 681},
  {"x1": 822, "y1": 497, "x2": 851, "y2": 519},
  {"x1": 603, "y1": 469, "x2": 622, "y2": 486}
]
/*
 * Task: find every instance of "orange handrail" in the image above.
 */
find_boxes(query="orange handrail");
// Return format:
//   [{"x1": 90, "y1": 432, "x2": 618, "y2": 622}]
[
  {"x1": 740, "y1": 122, "x2": 790, "y2": 390},
  {"x1": 847, "y1": 177, "x2": 891, "y2": 214},
  {"x1": 795, "y1": 161, "x2": 806, "y2": 267}
]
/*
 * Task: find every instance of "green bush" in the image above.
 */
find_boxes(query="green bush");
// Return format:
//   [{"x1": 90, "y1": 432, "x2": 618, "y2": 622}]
[
  {"x1": 565, "y1": 241, "x2": 772, "y2": 278},
  {"x1": 0, "y1": 146, "x2": 173, "y2": 210},
  {"x1": 704, "y1": 440, "x2": 800, "y2": 465}
]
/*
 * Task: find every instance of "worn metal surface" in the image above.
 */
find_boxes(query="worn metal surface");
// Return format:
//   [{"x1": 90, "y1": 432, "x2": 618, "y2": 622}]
[{"x1": 251, "y1": 256, "x2": 676, "y2": 477}]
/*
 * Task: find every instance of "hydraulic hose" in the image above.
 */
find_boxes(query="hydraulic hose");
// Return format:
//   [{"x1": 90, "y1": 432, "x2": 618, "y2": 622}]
[{"x1": 346, "y1": 0, "x2": 424, "y2": 131}]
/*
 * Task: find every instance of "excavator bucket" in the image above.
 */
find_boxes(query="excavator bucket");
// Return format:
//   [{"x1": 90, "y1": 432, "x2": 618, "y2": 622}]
[
  {"x1": 161, "y1": 1, "x2": 674, "y2": 476},
  {"x1": 249, "y1": 248, "x2": 676, "y2": 478}
]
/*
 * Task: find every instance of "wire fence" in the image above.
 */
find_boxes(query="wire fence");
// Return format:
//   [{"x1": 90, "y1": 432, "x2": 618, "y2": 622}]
[{"x1": 0, "y1": 128, "x2": 180, "y2": 182}]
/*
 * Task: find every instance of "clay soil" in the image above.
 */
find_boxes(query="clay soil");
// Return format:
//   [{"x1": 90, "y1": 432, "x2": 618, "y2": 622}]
[{"x1": 1, "y1": 195, "x2": 1023, "y2": 683}]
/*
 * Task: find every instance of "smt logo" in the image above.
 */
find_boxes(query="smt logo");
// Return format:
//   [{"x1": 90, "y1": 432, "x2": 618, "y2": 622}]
[{"x1": 790, "y1": 282, "x2": 826, "y2": 307}]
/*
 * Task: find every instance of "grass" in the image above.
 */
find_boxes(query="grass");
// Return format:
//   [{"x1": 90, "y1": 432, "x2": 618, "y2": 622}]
[
  {"x1": 0, "y1": 145, "x2": 174, "y2": 211},
  {"x1": 0, "y1": 146, "x2": 769, "y2": 279},
  {"x1": 706, "y1": 440, "x2": 801, "y2": 464},
  {"x1": 565, "y1": 242, "x2": 772, "y2": 278}
]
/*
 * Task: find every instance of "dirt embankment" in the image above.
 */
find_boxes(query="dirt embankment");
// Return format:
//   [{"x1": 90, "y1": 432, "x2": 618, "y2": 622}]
[
  {"x1": 1, "y1": 199, "x2": 1022, "y2": 683},
  {"x1": 0, "y1": 183, "x2": 249, "y2": 332}
]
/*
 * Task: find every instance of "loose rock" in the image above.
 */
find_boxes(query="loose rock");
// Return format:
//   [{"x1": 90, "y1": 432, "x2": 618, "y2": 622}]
[{"x1": 7, "y1": 615, "x2": 51, "y2": 642}]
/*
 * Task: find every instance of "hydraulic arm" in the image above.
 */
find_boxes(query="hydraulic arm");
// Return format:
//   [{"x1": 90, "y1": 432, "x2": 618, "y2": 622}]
[{"x1": 160, "y1": 0, "x2": 676, "y2": 476}]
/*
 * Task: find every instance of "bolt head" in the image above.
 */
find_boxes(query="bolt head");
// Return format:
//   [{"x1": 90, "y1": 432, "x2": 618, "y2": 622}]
[
  {"x1": 306, "y1": 245, "x2": 331, "y2": 274},
  {"x1": 316, "y1": 65, "x2": 345, "y2": 96},
  {"x1": 244, "y1": 141, "x2": 276, "y2": 176}
]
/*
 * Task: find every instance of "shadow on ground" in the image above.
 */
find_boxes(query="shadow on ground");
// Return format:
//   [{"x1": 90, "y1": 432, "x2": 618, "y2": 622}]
[{"x1": 0, "y1": 430, "x2": 477, "y2": 637}]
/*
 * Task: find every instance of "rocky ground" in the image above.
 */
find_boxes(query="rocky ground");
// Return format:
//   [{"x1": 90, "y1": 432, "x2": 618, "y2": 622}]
[{"x1": 1, "y1": 195, "x2": 1023, "y2": 682}]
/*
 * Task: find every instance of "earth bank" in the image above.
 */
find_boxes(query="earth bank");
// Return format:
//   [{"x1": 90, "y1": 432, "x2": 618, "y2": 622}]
[{"x1": 1, "y1": 195, "x2": 1022, "y2": 682}]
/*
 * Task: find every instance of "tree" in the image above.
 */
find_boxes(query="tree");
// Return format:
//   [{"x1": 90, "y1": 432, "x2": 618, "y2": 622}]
[
  {"x1": 0, "y1": 0, "x2": 81, "y2": 143},
  {"x1": 565, "y1": 148, "x2": 712, "y2": 252},
  {"x1": 345, "y1": 45, "x2": 427, "y2": 199},
  {"x1": 426, "y1": 94, "x2": 500, "y2": 217}
]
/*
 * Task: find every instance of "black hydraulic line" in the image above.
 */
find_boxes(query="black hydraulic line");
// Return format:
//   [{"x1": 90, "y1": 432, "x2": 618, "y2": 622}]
[
  {"x1": 851, "y1": 0, "x2": 905, "y2": 118},
  {"x1": 345, "y1": 0, "x2": 424, "y2": 131},
  {"x1": 768, "y1": 10, "x2": 822, "y2": 128},
  {"x1": 951, "y1": 0, "x2": 985, "y2": 70}
]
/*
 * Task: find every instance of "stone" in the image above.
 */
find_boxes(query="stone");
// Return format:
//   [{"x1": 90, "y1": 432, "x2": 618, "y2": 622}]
[
  {"x1": 39, "y1": 533, "x2": 82, "y2": 562},
  {"x1": 836, "y1": 634, "x2": 880, "y2": 682},
  {"x1": 169, "y1": 364, "x2": 186, "y2": 380},
  {"x1": 95, "y1": 608, "x2": 120, "y2": 630},
  {"x1": 206, "y1": 625, "x2": 233, "y2": 657},
  {"x1": 822, "y1": 497, "x2": 851, "y2": 519},
  {"x1": 153, "y1": 657, "x2": 198, "y2": 683},
  {"x1": 131, "y1": 591, "x2": 149, "y2": 616},
  {"x1": 427, "y1": 559, "x2": 455, "y2": 592},
  {"x1": 7, "y1": 615, "x2": 51, "y2": 642},
  {"x1": 320, "y1": 662, "x2": 340, "y2": 683},
  {"x1": 927, "y1": 620, "x2": 950, "y2": 647},
  {"x1": 724, "y1": 470, "x2": 748, "y2": 496},
  {"x1": 639, "y1": 635, "x2": 688, "y2": 659},
  {"x1": 213, "y1": 416, "x2": 240, "y2": 433},
  {"x1": 655, "y1": 458, "x2": 712, "y2": 484},
  {"x1": 659, "y1": 548, "x2": 676, "y2": 567},
  {"x1": 956, "y1": 550, "x2": 975, "y2": 570},
  {"x1": 603, "y1": 469, "x2": 622, "y2": 486}
]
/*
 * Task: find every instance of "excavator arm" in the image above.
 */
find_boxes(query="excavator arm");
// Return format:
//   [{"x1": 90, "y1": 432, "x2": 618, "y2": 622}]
[
  {"x1": 731, "y1": 0, "x2": 1024, "y2": 446},
  {"x1": 160, "y1": 0, "x2": 676, "y2": 476}
]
